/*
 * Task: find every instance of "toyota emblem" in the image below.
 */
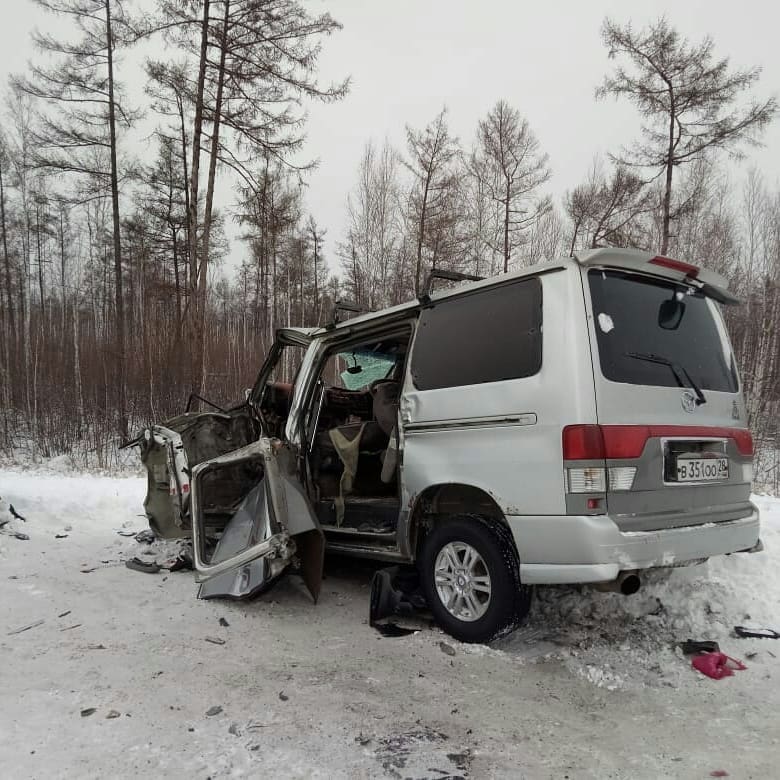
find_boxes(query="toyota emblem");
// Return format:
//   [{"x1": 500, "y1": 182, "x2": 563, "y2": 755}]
[{"x1": 681, "y1": 391, "x2": 697, "y2": 413}]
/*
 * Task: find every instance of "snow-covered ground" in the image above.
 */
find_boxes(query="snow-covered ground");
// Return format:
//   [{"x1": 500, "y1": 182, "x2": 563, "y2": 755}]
[{"x1": 1, "y1": 465, "x2": 779, "y2": 778}]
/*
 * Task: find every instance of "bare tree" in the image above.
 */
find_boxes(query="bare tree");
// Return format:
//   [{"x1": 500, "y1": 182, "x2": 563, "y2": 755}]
[
  {"x1": 13, "y1": 0, "x2": 140, "y2": 437},
  {"x1": 341, "y1": 141, "x2": 402, "y2": 309},
  {"x1": 151, "y1": 0, "x2": 348, "y2": 395},
  {"x1": 471, "y1": 100, "x2": 551, "y2": 272},
  {"x1": 404, "y1": 108, "x2": 461, "y2": 294},
  {"x1": 306, "y1": 215, "x2": 326, "y2": 321},
  {"x1": 565, "y1": 158, "x2": 652, "y2": 253},
  {"x1": 597, "y1": 16, "x2": 777, "y2": 255}
]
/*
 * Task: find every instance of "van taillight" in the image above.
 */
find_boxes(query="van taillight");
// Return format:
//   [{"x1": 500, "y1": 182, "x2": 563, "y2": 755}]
[
  {"x1": 732, "y1": 429, "x2": 754, "y2": 457},
  {"x1": 563, "y1": 425, "x2": 753, "y2": 459},
  {"x1": 562, "y1": 425, "x2": 605, "y2": 460},
  {"x1": 562, "y1": 425, "x2": 650, "y2": 459},
  {"x1": 649, "y1": 255, "x2": 700, "y2": 278}
]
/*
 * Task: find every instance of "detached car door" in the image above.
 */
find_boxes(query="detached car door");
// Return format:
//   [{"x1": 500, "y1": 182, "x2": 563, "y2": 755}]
[
  {"x1": 194, "y1": 329, "x2": 324, "y2": 602},
  {"x1": 192, "y1": 436, "x2": 324, "y2": 602}
]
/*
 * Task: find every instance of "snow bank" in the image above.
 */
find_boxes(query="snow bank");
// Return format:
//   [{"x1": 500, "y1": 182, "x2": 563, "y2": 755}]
[
  {"x1": 0, "y1": 471, "x2": 146, "y2": 542},
  {"x1": 498, "y1": 494, "x2": 779, "y2": 689}
]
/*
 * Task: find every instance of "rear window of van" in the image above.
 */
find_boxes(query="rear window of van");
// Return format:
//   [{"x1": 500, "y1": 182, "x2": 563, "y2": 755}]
[{"x1": 588, "y1": 269, "x2": 738, "y2": 393}]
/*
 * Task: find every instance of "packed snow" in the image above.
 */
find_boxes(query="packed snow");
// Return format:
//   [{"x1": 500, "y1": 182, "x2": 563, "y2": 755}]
[{"x1": 1, "y1": 462, "x2": 779, "y2": 778}]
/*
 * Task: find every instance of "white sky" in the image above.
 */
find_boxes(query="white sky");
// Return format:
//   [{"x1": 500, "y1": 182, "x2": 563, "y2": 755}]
[{"x1": 2, "y1": 0, "x2": 779, "y2": 277}]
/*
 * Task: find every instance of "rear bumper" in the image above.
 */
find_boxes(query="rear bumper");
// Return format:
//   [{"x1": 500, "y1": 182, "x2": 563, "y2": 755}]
[{"x1": 508, "y1": 505, "x2": 760, "y2": 585}]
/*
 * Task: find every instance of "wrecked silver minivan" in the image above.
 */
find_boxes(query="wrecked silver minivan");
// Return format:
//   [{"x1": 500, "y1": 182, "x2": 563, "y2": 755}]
[{"x1": 132, "y1": 248, "x2": 761, "y2": 643}]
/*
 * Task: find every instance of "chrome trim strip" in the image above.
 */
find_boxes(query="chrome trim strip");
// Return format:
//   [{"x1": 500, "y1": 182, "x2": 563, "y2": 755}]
[{"x1": 404, "y1": 413, "x2": 537, "y2": 434}]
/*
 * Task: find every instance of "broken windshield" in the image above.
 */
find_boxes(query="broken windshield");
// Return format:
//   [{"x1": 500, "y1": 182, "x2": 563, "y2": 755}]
[{"x1": 338, "y1": 349, "x2": 396, "y2": 391}]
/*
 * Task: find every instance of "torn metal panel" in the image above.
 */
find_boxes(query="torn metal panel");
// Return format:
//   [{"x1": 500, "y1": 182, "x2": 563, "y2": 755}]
[
  {"x1": 138, "y1": 410, "x2": 259, "y2": 539},
  {"x1": 190, "y1": 438, "x2": 324, "y2": 602}
]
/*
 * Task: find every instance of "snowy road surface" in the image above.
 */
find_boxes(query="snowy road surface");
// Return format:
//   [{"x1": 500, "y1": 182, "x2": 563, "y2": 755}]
[{"x1": 1, "y1": 467, "x2": 779, "y2": 779}]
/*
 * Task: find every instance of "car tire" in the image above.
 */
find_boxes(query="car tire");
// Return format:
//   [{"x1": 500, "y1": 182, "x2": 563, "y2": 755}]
[{"x1": 419, "y1": 514, "x2": 532, "y2": 643}]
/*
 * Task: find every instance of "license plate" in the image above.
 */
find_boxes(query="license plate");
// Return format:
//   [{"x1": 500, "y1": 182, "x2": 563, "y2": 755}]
[{"x1": 675, "y1": 457, "x2": 729, "y2": 482}]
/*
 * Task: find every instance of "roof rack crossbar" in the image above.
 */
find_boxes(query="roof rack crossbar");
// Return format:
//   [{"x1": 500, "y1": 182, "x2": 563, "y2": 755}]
[
  {"x1": 326, "y1": 299, "x2": 369, "y2": 329},
  {"x1": 421, "y1": 269, "x2": 484, "y2": 300}
]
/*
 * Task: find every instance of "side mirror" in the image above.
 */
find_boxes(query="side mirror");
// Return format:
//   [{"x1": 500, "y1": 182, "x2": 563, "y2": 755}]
[{"x1": 658, "y1": 297, "x2": 686, "y2": 330}]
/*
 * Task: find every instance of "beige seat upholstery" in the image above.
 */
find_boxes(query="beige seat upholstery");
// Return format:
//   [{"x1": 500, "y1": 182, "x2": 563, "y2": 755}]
[
  {"x1": 371, "y1": 381, "x2": 400, "y2": 483},
  {"x1": 371, "y1": 381, "x2": 400, "y2": 436}
]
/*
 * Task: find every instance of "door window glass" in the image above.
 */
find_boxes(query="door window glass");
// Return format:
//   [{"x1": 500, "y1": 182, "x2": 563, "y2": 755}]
[{"x1": 410, "y1": 278, "x2": 543, "y2": 390}]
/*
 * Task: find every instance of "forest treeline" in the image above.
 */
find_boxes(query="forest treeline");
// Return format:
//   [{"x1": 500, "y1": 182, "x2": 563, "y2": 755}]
[{"x1": 0, "y1": 5, "x2": 778, "y2": 487}]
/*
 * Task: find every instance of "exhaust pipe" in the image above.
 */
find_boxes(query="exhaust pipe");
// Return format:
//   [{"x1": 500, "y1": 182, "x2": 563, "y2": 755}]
[{"x1": 593, "y1": 570, "x2": 641, "y2": 596}]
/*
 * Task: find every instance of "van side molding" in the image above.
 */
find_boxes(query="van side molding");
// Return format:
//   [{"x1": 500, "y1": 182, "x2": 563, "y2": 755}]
[{"x1": 404, "y1": 413, "x2": 538, "y2": 434}]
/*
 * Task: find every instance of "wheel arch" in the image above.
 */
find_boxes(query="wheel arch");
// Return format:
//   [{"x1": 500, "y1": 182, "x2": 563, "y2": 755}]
[{"x1": 407, "y1": 482, "x2": 510, "y2": 559}]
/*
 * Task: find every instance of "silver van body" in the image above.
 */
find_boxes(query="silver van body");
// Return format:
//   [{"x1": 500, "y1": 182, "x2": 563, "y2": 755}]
[{"x1": 136, "y1": 248, "x2": 760, "y2": 641}]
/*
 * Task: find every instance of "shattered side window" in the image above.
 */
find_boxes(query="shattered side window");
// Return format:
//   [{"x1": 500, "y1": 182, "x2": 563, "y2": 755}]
[{"x1": 411, "y1": 277, "x2": 543, "y2": 390}]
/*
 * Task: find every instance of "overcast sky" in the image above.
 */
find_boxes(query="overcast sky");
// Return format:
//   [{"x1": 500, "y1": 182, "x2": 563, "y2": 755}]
[{"x1": 2, "y1": 0, "x2": 778, "y2": 276}]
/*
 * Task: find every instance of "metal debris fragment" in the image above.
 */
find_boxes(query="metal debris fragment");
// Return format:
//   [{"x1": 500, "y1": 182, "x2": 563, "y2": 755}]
[{"x1": 7, "y1": 619, "x2": 45, "y2": 636}]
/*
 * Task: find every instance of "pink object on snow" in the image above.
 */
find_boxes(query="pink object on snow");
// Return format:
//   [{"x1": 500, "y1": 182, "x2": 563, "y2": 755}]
[{"x1": 692, "y1": 652, "x2": 747, "y2": 680}]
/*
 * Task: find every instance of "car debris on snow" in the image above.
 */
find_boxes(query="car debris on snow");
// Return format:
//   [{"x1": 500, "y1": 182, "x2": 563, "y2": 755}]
[
  {"x1": 438, "y1": 641, "x2": 456, "y2": 656},
  {"x1": 125, "y1": 557, "x2": 161, "y2": 574},
  {"x1": 691, "y1": 652, "x2": 747, "y2": 680},
  {"x1": 204, "y1": 636, "x2": 225, "y2": 645},
  {"x1": 1, "y1": 528, "x2": 29, "y2": 541},
  {"x1": 0, "y1": 498, "x2": 29, "y2": 540},
  {"x1": 218, "y1": 617, "x2": 229, "y2": 627},
  {"x1": 7, "y1": 619, "x2": 46, "y2": 636},
  {"x1": 679, "y1": 639, "x2": 720, "y2": 654},
  {"x1": 106, "y1": 710, "x2": 121, "y2": 719},
  {"x1": 80, "y1": 708, "x2": 96, "y2": 717},
  {"x1": 734, "y1": 625, "x2": 780, "y2": 639},
  {"x1": 162, "y1": 549, "x2": 193, "y2": 572},
  {"x1": 205, "y1": 706, "x2": 223, "y2": 717}
]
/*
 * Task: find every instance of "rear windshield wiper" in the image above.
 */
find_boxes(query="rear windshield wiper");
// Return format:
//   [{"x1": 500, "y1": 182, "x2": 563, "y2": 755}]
[{"x1": 625, "y1": 352, "x2": 707, "y2": 406}]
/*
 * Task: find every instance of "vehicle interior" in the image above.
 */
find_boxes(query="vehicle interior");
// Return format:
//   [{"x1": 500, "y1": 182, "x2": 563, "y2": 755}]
[{"x1": 301, "y1": 329, "x2": 411, "y2": 539}]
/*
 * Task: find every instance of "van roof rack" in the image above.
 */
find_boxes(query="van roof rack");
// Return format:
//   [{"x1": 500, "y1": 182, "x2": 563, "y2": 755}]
[
  {"x1": 419, "y1": 269, "x2": 484, "y2": 304},
  {"x1": 326, "y1": 300, "x2": 369, "y2": 329}
]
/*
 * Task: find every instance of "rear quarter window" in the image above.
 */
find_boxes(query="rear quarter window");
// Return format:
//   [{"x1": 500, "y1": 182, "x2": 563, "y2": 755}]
[
  {"x1": 588, "y1": 269, "x2": 738, "y2": 393},
  {"x1": 411, "y1": 277, "x2": 542, "y2": 390}
]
